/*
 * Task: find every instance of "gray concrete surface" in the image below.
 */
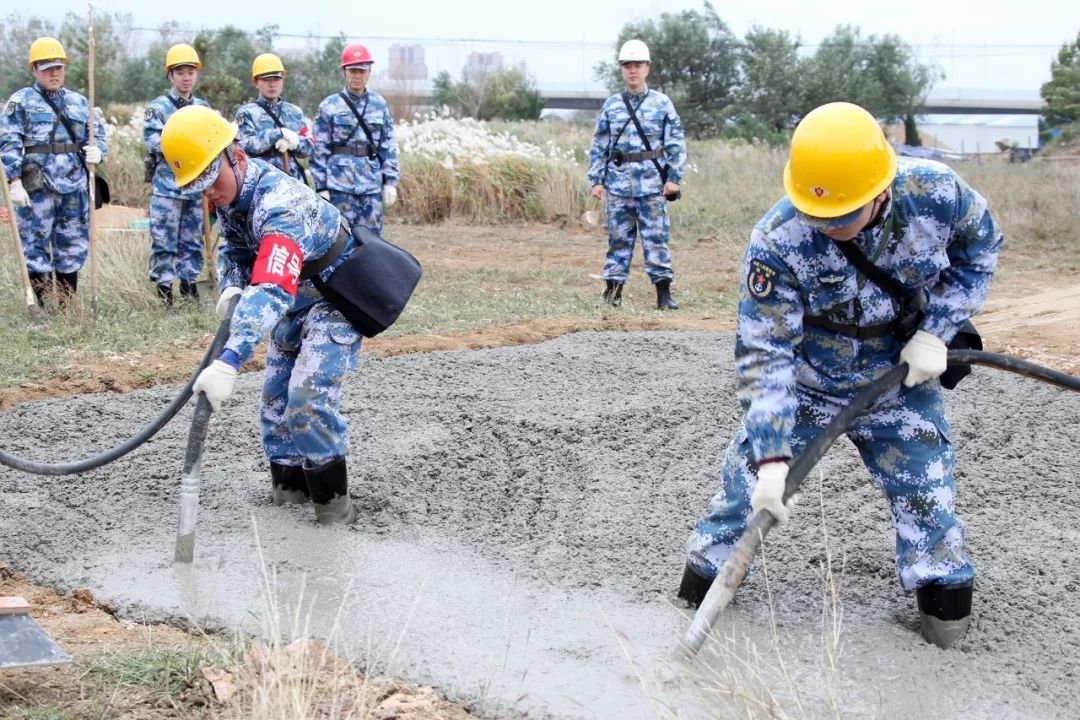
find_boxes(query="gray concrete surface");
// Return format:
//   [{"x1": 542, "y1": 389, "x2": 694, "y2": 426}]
[{"x1": 1, "y1": 332, "x2": 1078, "y2": 718}]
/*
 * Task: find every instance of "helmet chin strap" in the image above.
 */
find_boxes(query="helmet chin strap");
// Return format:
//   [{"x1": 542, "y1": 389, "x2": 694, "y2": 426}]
[{"x1": 224, "y1": 145, "x2": 243, "y2": 194}]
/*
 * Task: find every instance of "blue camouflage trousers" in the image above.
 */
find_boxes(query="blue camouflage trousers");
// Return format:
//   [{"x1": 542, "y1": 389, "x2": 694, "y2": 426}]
[
  {"x1": 686, "y1": 381, "x2": 973, "y2": 592},
  {"x1": 148, "y1": 194, "x2": 204, "y2": 284},
  {"x1": 603, "y1": 193, "x2": 673, "y2": 284},
  {"x1": 15, "y1": 189, "x2": 88, "y2": 274},
  {"x1": 329, "y1": 190, "x2": 383, "y2": 235},
  {"x1": 261, "y1": 301, "x2": 362, "y2": 468}
]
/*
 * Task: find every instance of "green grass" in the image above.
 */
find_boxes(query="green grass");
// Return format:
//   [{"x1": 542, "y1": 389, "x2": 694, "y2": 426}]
[{"x1": 88, "y1": 646, "x2": 232, "y2": 701}]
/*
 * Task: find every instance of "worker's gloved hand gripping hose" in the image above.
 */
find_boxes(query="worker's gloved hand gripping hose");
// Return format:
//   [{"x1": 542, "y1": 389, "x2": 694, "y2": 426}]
[
  {"x1": 0, "y1": 296, "x2": 239, "y2": 476},
  {"x1": 684, "y1": 350, "x2": 1080, "y2": 653}
]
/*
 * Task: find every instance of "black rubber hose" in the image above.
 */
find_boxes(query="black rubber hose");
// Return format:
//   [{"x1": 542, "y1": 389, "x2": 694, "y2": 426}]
[
  {"x1": 0, "y1": 297, "x2": 238, "y2": 476},
  {"x1": 784, "y1": 349, "x2": 1080, "y2": 501}
]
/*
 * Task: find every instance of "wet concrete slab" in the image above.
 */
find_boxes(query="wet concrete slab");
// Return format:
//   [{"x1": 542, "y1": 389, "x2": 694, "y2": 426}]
[{"x1": 2, "y1": 332, "x2": 1079, "y2": 718}]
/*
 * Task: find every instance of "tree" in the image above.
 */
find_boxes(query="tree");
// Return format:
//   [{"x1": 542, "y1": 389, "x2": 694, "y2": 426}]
[
  {"x1": 57, "y1": 11, "x2": 134, "y2": 108},
  {"x1": 286, "y1": 33, "x2": 347, "y2": 116},
  {"x1": 433, "y1": 65, "x2": 544, "y2": 121},
  {"x1": 1041, "y1": 32, "x2": 1080, "y2": 129},
  {"x1": 596, "y1": 2, "x2": 740, "y2": 138},
  {"x1": 737, "y1": 26, "x2": 803, "y2": 132},
  {"x1": 192, "y1": 25, "x2": 271, "y2": 115},
  {"x1": 801, "y1": 25, "x2": 939, "y2": 123}
]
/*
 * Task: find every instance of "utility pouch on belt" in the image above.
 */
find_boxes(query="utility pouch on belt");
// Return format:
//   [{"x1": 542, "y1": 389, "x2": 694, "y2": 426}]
[
  {"x1": 313, "y1": 225, "x2": 422, "y2": 338},
  {"x1": 940, "y1": 320, "x2": 982, "y2": 390},
  {"x1": 21, "y1": 162, "x2": 45, "y2": 193},
  {"x1": 143, "y1": 152, "x2": 158, "y2": 183}
]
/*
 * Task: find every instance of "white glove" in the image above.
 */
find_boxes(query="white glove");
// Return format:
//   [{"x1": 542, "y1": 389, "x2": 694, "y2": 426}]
[
  {"x1": 900, "y1": 330, "x2": 948, "y2": 388},
  {"x1": 193, "y1": 360, "x2": 238, "y2": 412},
  {"x1": 215, "y1": 286, "x2": 243, "y2": 320},
  {"x1": 274, "y1": 137, "x2": 290, "y2": 153},
  {"x1": 318, "y1": 190, "x2": 330, "y2": 201},
  {"x1": 382, "y1": 184, "x2": 397, "y2": 207},
  {"x1": 280, "y1": 128, "x2": 300, "y2": 150},
  {"x1": 82, "y1": 145, "x2": 102, "y2": 165},
  {"x1": 750, "y1": 461, "x2": 795, "y2": 524},
  {"x1": 9, "y1": 179, "x2": 30, "y2": 208}
]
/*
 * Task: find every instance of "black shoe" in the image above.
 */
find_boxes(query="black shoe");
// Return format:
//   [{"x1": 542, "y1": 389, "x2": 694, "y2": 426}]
[
  {"x1": 677, "y1": 563, "x2": 713, "y2": 608},
  {"x1": 55, "y1": 271, "x2": 78, "y2": 307},
  {"x1": 602, "y1": 279, "x2": 623, "y2": 307},
  {"x1": 156, "y1": 283, "x2": 174, "y2": 308},
  {"x1": 916, "y1": 581, "x2": 973, "y2": 648},
  {"x1": 28, "y1": 271, "x2": 50, "y2": 308},
  {"x1": 303, "y1": 458, "x2": 356, "y2": 525},
  {"x1": 270, "y1": 462, "x2": 310, "y2": 506},
  {"x1": 179, "y1": 279, "x2": 199, "y2": 302},
  {"x1": 656, "y1": 279, "x2": 679, "y2": 310}
]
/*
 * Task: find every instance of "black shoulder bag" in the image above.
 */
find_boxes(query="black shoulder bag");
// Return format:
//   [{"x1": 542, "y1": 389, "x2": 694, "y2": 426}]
[
  {"x1": 35, "y1": 88, "x2": 110, "y2": 208},
  {"x1": 337, "y1": 92, "x2": 378, "y2": 160},
  {"x1": 832, "y1": 238, "x2": 982, "y2": 390},
  {"x1": 620, "y1": 91, "x2": 680, "y2": 202}
]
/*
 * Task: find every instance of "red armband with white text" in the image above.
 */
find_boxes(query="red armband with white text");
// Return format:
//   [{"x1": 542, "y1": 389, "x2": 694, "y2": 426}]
[{"x1": 251, "y1": 234, "x2": 303, "y2": 297}]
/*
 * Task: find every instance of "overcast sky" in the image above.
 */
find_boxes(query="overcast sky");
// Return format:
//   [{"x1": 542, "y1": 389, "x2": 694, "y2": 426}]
[{"x1": 47, "y1": 0, "x2": 1080, "y2": 95}]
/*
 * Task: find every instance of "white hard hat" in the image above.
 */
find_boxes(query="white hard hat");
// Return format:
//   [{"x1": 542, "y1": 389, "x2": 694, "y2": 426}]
[{"x1": 618, "y1": 39, "x2": 651, "y2": 64}]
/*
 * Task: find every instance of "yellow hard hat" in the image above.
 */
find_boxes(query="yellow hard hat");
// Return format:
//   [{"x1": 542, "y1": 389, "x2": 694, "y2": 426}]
[
  {"x1": 165, "y1": 43, "x2": 203, "y2": 72},
  {"x1": 783, "y1": 102, "x2": 897, "y2": 218},
  {"x1": 252, "y1": 53, "x2": 287, "y2": 80},
  {"x1": 161, "y1": 106, "x2": 237, "y2": 189},
  {"x1": 28, "y1": 37, "x2": 68, "y2": 69}
]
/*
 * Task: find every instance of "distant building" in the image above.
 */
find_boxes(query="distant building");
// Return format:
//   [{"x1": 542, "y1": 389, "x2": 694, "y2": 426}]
[
  {"x1": 467, "y1": 51, "x2": 503, "y2": 74},
  {"x1": 388, "y1": 44, "x2": 428, "y2": 81}
]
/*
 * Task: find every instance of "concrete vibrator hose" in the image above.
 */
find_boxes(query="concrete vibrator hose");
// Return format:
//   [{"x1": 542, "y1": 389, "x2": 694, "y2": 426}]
[
  {"x1": 683, "y1": 349, "x2": 1080, "y2": 654},
  {"x1": 0, "y1": 297, "x2": 239, "y2": 476}
]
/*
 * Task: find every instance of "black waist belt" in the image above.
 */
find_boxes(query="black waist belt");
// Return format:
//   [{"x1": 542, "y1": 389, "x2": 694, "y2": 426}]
[
  {"x1": 300, "y1": 226, "x2": 347, "y2": 280},
  {"x1": 804, "y1": 314, "x2": 895, "y2": 340},
  {"x1": 25, "y1": 143, "x2": 80, "y2": 154},
  {"x1": 331, "y1": 144, "x2": 373, "y2": 157},
  {"x1": 608, "y1": 149, "x2": 663, "y2": 163},
  {"x1": 249, "y1": 149, "x2": 285, "y2": 159}
]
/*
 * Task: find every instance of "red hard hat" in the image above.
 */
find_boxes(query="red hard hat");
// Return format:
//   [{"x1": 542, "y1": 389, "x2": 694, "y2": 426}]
[{"x1": 340, "y1": 43, "x2": 374, "y2": 68}]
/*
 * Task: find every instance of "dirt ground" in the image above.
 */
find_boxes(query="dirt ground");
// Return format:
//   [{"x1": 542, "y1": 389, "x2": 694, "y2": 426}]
[{"x1": 1, "y1": 218, "x2": 1078, "y2": 719}]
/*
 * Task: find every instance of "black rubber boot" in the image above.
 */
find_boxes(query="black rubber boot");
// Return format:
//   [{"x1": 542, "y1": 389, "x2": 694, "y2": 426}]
[
  {"x1": 916, "y1": 581, "x2": 973, "y2": 649},
  {"x1": 55, "y1": 271, "x2": 78, "y2": 307},
  {"x1": 28, "y1": 272, "x2": 50, "y2": 308},
  {"x1": 656, "y1": 279, "x2": 679, "y2": 310},
  {"x1": 156, "y1": 283, "x2": 174, "y2": 308},
  {"x1": 602, "y1": 280, "x2": 623, "y2": 307},
  {"x1": 304, "y1": 458, "x2": 356, "y2": 526},
  {"x1": 270, "y1": 462, "x2": 309, "y2": 506},
  {"x1": 179, "y1": 279, "x2": 199, "y2": 303},
  {"x1": 677, "y1": 563, "x2": 713, "y2": 608}
]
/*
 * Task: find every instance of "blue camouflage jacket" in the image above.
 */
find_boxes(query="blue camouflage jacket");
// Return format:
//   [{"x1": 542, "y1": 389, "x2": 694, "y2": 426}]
[
  {"x1": 143, "y1": 92, "x2": 210, "y2": 199},
  {"x1": 587, "y1": 87, "x2": 686, "y2": 198},
  {"x1": 311, "y1": 88, "x2": 399, "y2": 195},
  {"x1": 1, "y1": 83, "x2": 108, "y2": 195},
  {"x1": 234, "y1": 97, "x2": 313, "y2": 182},
  {"x1": 216, "y1": 158, "x2": 355, "y2": 364},
  {"x1": 736, "y1": 157, "x2": 1003, "y2": 462}
]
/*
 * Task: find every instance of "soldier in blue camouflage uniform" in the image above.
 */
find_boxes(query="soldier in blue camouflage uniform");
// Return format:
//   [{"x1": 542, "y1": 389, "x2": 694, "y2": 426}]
[
  {"x1": 311, "y1": 42, "x2": 399, "y2": 235},
  {"x1": 143, "y1": 43, "x2": 210, "y2": 306},
  {"x1": 588, "y1": 39, "x2": 686, "y2": 311},
  {"x1": 162, "y1": 105, "x2": 362, "y2": 525},
  {"x1": 1, "y1": 37, "x2": 107, "y2": 306},
  {"x1": 235, "y1": 53, "x2": 313, "y2": 185},
  {"x1": 678, "y1": 103, "x2": 1003, "y2": 649}
]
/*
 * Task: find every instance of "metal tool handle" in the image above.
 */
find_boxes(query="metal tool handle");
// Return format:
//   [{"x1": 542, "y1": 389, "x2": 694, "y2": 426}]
[{"x1": 174, "y1": 394, "x2": 212, "y2": 563}]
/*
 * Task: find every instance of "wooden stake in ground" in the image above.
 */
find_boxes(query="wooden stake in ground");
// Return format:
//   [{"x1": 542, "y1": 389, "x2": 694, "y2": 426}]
[
  {"x1": 0, "y1": 164, "x2": 41, "y2": 320},
  {"x1": 86, "y1": 4, "x2": 99, "y2": 318},
  {"x1": 201, "y1": 196, "x2": 217, "y2": 285}
]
